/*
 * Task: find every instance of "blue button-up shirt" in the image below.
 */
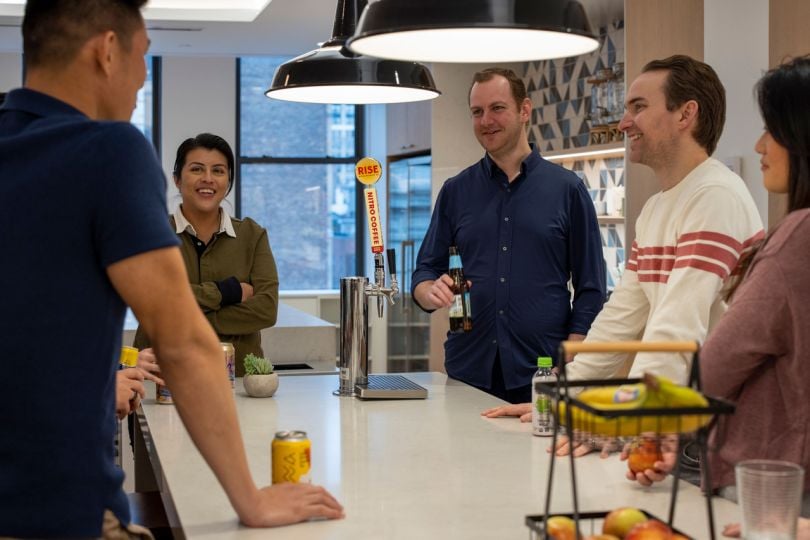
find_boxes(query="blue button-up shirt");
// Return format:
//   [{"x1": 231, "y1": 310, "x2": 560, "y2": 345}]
[{"x1": 412, "y1": 149, "x2": 606, "y2": 390}]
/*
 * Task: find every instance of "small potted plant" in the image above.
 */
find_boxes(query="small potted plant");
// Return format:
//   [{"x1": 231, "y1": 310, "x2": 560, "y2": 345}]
[{"x1": 243, "y1": 353, "x2": 278, "y2": 398}]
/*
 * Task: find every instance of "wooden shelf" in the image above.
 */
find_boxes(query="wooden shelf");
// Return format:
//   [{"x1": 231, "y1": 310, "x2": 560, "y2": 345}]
[{"x1": 541, "y1": 142, "x2": 625, "y2": 162}]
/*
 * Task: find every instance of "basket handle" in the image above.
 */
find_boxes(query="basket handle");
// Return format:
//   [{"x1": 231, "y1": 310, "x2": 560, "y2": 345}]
[{"x1": 560, "y1": 340, "x2": 700, "y2": 355}]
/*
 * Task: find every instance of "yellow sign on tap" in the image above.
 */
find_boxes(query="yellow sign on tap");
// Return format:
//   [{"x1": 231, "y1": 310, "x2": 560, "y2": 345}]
[{"x1": 355, "y1": 157, "x2": 382, "y2": 185}]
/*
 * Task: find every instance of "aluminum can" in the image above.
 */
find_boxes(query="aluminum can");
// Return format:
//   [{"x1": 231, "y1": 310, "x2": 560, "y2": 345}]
[
  {"x1": 155, "y1": 382, "x2": 172, "y2": 404},
  {"x1": 119, "y1": 346, "x2": 139, "y2": 368},
  {"x1": 221, "y1": 342, "x2": 235, "y2": 389},
  {"x1": 272, "y1": 431, "x2": 311, "y2": 484}
]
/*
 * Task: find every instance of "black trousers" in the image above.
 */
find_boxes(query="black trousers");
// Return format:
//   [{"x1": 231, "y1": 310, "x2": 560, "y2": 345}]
[{"x1": 473, "y1": 351, "x2": 532, "y2": 404}]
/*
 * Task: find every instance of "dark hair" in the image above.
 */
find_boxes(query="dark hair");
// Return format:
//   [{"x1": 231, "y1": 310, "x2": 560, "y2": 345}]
[
  {"x1": 469, "y1": 67, "x2": 528, "y2": 108},
  {"x1": 642, "y1": 55, "x2": 725, "y2": 155},
  {"x1": 23, "y1": 0, "x2": 147, "y2": 70},
  {"x1": 726, "y1": 56, "x2": 810, "y2": 301},
  {"x1": 173, "y1": 133, "x2": 236, "y2": 195},
  {"x1": 756, "y1": 55, "x2": 810, "y2": 213}
]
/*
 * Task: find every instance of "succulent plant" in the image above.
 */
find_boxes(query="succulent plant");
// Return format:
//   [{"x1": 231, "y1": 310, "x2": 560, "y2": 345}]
[{"x1": 243, "y1": 353, "x2": 274, "y2": 376}]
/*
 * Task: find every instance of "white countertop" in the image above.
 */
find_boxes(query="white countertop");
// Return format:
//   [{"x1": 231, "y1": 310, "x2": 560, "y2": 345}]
[{"x1": 138, "y1": 373, "x2": 740, "y2": 539}]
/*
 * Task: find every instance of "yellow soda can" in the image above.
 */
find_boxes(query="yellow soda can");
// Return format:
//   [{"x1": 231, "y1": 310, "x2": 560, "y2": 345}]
[
  {"x1": 272, "y1": 431, "x2": 311, "y2": 484},
  {"x1": 119, "y1": 346, "x2": 139, "y2": 368}
]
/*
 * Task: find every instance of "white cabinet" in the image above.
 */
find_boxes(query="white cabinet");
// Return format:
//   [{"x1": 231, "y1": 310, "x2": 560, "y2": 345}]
[{"x1": 386, "y1": 101, "x2": 431, "y2": 155}]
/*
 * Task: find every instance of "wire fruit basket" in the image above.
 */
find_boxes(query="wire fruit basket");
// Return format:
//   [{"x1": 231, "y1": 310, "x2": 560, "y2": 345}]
[
  {"x1": 526, "y1": 510, "x2": 692, "y2": 539},
  {"x1": 526, "y1": 341, "x2": 736, "y2": 540}
]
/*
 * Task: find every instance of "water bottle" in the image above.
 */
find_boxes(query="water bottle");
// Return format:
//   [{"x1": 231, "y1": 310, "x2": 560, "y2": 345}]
[{"x1": 532, "y1": 356, "x2": 555, "y2": 437}]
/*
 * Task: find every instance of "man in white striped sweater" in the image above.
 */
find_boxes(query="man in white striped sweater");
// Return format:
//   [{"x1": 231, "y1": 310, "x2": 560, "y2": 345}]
[
  {"x1": 482, "y1": 55, "x2": 763, "y2": 440},
  {"x1": 565, "y1": 55, "x2": 763, "y2": 386}
]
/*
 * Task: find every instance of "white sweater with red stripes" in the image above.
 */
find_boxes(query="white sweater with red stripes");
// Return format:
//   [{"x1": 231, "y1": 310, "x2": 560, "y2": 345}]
[{"x1": 565, "y1": 158, "x2": 764, "y2": 384}]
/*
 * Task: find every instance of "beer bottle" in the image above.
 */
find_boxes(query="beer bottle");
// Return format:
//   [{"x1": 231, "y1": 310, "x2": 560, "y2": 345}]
[{"x1": 448, "y1": 246, "x2": 472, "y2": 333}]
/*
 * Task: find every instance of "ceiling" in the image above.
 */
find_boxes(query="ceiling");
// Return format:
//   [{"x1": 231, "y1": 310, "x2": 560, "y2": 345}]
[{"x1": 0, "y1": 0, "x2": 623, "y2": 58}]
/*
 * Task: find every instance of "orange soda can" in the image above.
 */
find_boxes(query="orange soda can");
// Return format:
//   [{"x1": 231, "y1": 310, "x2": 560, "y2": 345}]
[{"x1": 272, "y1": 431, "x2": 311, "y2": 484}]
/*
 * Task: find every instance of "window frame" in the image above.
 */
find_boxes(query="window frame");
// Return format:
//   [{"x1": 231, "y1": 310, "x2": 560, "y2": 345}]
[
  {"x1": 149, "y1": 56, "x2": 162, "y2": 156},
  {"x1": 235, "y1": 57, "x2": 366, "y2": 290}
]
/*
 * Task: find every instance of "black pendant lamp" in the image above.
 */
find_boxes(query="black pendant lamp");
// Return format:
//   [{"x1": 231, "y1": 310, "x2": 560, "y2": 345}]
[
  {"x1": 347, "y1": 0, "x2": 599, "y2": 63},
  {"x1": 265, "y1": 0, "x2": 440, "y2": 104}
]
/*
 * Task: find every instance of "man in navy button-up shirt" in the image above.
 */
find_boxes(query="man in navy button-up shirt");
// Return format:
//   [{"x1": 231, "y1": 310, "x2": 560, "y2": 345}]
[{"x1": 413, "y1": 68, "x2": 606, "y2": 403}]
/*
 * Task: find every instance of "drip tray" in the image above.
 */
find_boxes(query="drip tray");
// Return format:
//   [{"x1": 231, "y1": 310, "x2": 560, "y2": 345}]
[{"x1": 355, "y1": 374, "x2": 428, "y2": 400}]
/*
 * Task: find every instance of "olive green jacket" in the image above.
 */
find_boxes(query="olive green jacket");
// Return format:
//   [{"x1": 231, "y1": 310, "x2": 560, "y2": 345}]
[{"x1": 134, "y1": 214, "x2": 279, "y2": 376}]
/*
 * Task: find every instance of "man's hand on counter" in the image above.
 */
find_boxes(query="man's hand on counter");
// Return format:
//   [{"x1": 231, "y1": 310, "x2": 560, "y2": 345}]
[
  {"x1": 551, "y1": 434, "x2": 619, "y2": 459},
  {"x1": 481, "y1": 403, "x2": 532, "y2": 422},
  {"x1": 239, "y1": 483, "x2": 344, "y2": 526}
]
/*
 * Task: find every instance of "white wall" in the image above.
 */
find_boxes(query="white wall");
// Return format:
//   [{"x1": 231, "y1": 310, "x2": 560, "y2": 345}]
[
  {"x1": 430, "y1": 63, "x2": 493, "y2": 202},
  {"x1": 705, "y1": 0, "x2": 769, "y2": 224},
  {"x1": 160, "y1": 56, "x2": 237, "y2": 212},
  {"x1": 0, "y1": 52, "x2": 22, "y2": 91}
]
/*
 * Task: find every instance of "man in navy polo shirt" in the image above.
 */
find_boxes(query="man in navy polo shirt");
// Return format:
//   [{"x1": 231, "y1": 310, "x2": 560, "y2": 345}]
[
  {"x1": 413, "y1": 68, "x2": 606, "y2": 404},
  {"x1": 0, "y1": 1, "x2": 342, "y2": 537}
]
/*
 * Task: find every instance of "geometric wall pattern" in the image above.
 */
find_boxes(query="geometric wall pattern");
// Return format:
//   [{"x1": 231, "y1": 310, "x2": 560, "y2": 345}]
[
  {"x1": 558, "y1": 156, "x2": 626, "y2": 290},
  {"x1": 523, "y1": 20, "x2": 625, "y2": 152},
  {"x1": 522, "y1": 20, "x2": 626, "y2": 289}
]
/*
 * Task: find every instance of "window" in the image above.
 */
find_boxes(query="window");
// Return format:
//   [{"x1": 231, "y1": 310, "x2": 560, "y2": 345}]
[
  {"x1": 130, "y1": 56, "x2": 160, "y2": 150},
  {"x1": 125, "y1": 56, "x2": 158, "y2": 331},
  {"x1": 238, "y1": 57, "x2": 362, "y2": 291}
]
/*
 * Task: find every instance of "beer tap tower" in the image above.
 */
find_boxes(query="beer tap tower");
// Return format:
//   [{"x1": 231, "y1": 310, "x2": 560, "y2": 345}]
[{"x1": 334, "y1": 158, "x2": 427, "y2": 399}]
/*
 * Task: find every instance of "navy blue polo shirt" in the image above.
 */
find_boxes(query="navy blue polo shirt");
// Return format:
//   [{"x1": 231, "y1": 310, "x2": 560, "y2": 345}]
[
  {"x1": 0, "y1": 88, "x2": 178, "y2": 537},
  {"x1": 413, "y1": 149, "x2": 606, "y2": 390}
]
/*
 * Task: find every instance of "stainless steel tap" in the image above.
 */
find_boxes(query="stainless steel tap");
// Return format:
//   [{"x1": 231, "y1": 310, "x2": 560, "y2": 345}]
[
  {"x1": 334, "y1": 248, "x2": 398, "y2": 396},
  {"x1": 368, "y1": 250, "x2": 398, "y2": 318}
]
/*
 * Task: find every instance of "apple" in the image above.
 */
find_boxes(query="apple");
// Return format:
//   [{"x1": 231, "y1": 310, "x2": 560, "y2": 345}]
[
  {"x1": 585, "y1": 535, "x2": 621, "y2": 540},
  {"x1": 603, "y1": 507, "x2": 648, "y2": 538},
  {"x1": 546, "y1": 515, "x2": 578, "y2": 540},
  {"x1": 627, "y1": 436, "x2": 663, "y2": 474},
  {"x1": 624, "y1": 520, "x2": 673, "y2": 540}
]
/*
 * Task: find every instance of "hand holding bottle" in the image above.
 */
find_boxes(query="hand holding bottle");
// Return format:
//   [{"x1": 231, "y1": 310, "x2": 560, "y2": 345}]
[{"x1": 414, "y1": 274, "x2": 472, "y2": 310}]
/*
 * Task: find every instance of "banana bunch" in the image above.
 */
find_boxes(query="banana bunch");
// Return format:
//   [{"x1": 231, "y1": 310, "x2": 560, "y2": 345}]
[{"x1": 555, "y1": 373, "x2": 711, "y2": 436}]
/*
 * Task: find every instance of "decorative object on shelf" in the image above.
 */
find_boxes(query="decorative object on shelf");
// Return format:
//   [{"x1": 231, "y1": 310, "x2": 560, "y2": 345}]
[
  {"x1": 347, "y1": 0, "x2": 599, "y2": 63},
  {"x1": 526, "y1": 19, "x2": 624, "y2": 152},
  {"x1": 243, "y1": 353, "x2": 278, "y2": 398},
  {"x1": 265, "y1": 0, "x2": 440, "y2": 104},
  {"x1": 611, "y1": 62, "x2": 626, "y2": 123},
  {"x1": 587, "y1": 64, "x2": 625, "y2": 145},
  {"x1": 588, "y1": 68, "x2": 613, "y2": 127},
  {"x1": 588, "y1": 125, "x2": 609, "y2": 145}
]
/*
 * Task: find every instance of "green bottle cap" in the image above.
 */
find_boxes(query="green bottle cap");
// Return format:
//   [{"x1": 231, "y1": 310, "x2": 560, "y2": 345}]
[{"x1": 537, "y1": 356, "x2": 552, "y2": 368}]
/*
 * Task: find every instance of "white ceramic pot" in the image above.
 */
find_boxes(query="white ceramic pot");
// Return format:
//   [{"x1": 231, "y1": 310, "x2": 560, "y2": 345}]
[{"x1": 243, "y1": 373, "x2": 279, "y2": 398}]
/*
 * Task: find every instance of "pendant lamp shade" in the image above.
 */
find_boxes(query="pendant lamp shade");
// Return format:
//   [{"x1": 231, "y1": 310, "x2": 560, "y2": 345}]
[
  {"x1": 347, "y1": 0, "x2": 599, "y2": 63},
  {"x1": 265, "y1": 0, "x2": 440, "y2": 104}
]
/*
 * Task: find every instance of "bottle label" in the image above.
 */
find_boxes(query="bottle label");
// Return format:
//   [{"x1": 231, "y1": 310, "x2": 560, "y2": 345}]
[
  {"x1": 449, "y1": 254, "x2": 462, "y2": 269},
  {"x1": 533, "y1": 392, "x2": 554, "y2": 435},
  {"x1": 536, "y1": 395, "x2": 550, "y2": 414},
  {"x1": 463, "y1": 291, "x2": 472, "y2": 318},
  {"x1": 449, "y1": 295, "x2": 463, "y2": 317}
]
